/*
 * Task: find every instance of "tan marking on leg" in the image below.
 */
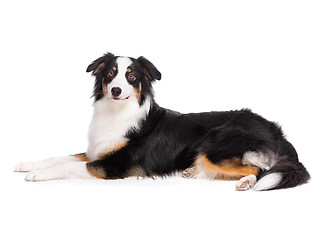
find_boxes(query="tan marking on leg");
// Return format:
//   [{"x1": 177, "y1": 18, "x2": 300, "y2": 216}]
[
  {"x1": 86, "y1": 163, "x2": 108, "y2": 179},
  {"x1": 87, "y1": 143, "x2": 128, "y2": 180},
  {"x1": 98, "y1": 142, "x2": 127, "y2": 159},
  {"x1": 71, "y1": 153, "x2": 89, "y2": 162},
  {"x1": 124, "y1": 166, "x2": 146, "y2": 179},
  {"x1": 195, "y1": 154, "x2": 260, "y2": 180}
]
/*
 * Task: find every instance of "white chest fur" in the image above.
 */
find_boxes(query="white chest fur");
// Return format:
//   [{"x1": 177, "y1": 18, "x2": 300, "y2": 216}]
[{"x1": 87, "y1": 98, "x2": 151, "y2": 161}]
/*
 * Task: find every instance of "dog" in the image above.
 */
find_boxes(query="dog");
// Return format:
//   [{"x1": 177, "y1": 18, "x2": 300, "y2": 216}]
[{"x1": 14, "y1": 52, "x2": 310, "y2": 191}]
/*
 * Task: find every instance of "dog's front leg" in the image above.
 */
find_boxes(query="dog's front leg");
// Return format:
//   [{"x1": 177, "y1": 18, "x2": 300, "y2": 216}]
[
  {"x1": 14, "y1": 153, "x2": 89, "y2": 173},
  {"x1": 14, "y1": 153, "x2": 94, "y2": 181},
  {"x1": 86, "y1": 158, "x2": 130, "y2": 180},
  {"x1": 24, "y1": 161, "x2": 94, "y2": 181}
]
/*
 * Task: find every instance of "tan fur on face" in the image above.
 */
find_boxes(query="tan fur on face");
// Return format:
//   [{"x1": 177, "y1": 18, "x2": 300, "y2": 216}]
[
  {"x1": 134, "y1": 82, "x2": 142, "y2": 103},
  {"x1": 194, "y1": 154, "x2": 260, "y2": 180},
  {"x1": 102, "y1": 77, "x2": 108, "y2": 97}
]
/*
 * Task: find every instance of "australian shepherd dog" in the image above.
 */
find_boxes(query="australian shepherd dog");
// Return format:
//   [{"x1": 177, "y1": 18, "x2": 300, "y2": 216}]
[{"x1": 14, "y1": 52, "x2": 310, "y2": 191}]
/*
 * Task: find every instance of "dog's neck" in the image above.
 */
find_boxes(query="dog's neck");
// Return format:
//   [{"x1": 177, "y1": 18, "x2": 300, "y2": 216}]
[{"x1": 86, "y1": 96, "x2": 152, "y2": 161}]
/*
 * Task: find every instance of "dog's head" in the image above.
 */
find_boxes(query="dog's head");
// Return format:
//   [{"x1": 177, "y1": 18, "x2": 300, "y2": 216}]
[{"x1": 86, "y1": 52, "x2": 161, "y2": 105}]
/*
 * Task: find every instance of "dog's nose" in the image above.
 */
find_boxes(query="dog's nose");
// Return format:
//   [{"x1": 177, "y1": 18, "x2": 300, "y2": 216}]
[{"x1": 111, "y1": 87, "x2": 122, "y2": 97}]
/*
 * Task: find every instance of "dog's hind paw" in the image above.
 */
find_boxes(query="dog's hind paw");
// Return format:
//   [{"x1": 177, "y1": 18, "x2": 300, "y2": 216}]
[
  {"x1": 235, "y1": 174, "x2": 257, "y2": 191},
  {"x1": 182, "y1": 167, "x2": 196, "y2": 178}
]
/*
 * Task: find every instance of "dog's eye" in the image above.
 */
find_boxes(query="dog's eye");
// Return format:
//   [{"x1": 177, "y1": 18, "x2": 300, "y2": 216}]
[
  {"x1": 108, "y1": 70, "x2": 115, "y2": 77},
  {"x1": 128, "y1": 73, "x2": 136, "y2": 81}
]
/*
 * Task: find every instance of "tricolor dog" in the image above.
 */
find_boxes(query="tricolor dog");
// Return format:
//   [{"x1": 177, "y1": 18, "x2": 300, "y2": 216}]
[{"x1": 14, "y1": 52, "x2": 310, "y2": 191}]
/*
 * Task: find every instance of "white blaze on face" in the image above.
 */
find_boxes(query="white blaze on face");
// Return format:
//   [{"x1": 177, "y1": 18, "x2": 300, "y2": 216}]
[{"x1": 108, "y1": 57, "x2": 134, "y2": 100}]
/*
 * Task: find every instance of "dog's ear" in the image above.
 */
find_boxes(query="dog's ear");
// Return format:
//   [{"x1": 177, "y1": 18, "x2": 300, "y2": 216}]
[
  {"x1": 86, "y1": 52, "x2": 115, "y2": 75},
  {"x1": 137, "y1": 56, "x2": 161, "y2": 81}
]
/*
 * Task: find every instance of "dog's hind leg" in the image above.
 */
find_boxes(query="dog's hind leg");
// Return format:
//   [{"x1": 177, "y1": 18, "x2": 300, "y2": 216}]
[
  {"x1": 14, "y1": 153, "x2": 89, "y2": 172},
  {"x1": 187, "y1": 125, "x2": 271, "y2": 190},
  {"x1": 194, "y1": 154, "x2": 259, "y2": 179},
  {"x1": 182, "y1": 155, "x2": 259, "y2": 191},
  {"x1": 192, "y1": 154, "x2": 260, "y2": 190}
]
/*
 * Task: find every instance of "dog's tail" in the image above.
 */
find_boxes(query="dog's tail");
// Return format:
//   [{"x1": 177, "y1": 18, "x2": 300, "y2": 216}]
[
  {"x1": 253, "y1": 160, "x2": 310, "y2": 191},
  {"x1": 253, "y1": 142, "x2": 310, "y2": 191}
]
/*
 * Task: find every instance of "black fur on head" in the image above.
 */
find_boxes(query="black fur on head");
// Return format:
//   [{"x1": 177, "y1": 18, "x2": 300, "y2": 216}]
[
  {"x1": 86, "y1": 52, "x2": 115, "y2": 101},
  {"x1": 136, "y1": 56, "x2": 161, "y2": 82},
  {"x1": 86, "y1": 52, "x2": 161, "y2": 102}
]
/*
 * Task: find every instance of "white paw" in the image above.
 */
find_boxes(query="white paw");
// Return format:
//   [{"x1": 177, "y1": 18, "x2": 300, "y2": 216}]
[
  {"x1": 235, "y1": 174, "x2": 257, "y2": 191},
  {"x1": 182, "y1": 167, "x2": 196, "y2": 178},
  {"x1": 14, "y1": 156, "x2": 78, "y2": 173},
  {"x1": 14, "y1": 162, "x2": 39, "y2": 172},
  {"x1": 25, "y1": 169, "x2": 56, "y2": 182}
]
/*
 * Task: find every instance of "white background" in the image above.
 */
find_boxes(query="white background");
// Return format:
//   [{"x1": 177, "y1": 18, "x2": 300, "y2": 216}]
[{"x1": 1, "y1": 0, "x2": 324, "y2": 239}]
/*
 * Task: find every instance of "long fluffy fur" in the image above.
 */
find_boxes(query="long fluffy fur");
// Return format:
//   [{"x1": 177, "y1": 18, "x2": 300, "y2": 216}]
[
  {"x1": 15, "y1": 52, "x2": 310, "y2": 190},
  {"x1": 84, "y1": 53, "x2": 310, "y2": 190}
]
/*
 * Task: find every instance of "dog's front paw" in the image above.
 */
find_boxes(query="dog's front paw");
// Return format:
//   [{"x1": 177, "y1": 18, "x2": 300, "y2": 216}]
[
  {"x1": 14, "y1": 162, "x2": 38, "y2": 172},
  {"x1": 25, "y1": 169, "x2": 56, "y2": 182}
]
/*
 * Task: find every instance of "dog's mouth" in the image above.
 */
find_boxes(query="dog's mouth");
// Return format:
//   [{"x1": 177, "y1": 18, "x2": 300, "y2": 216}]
[{"x1": 112, "y1": 96, "x2": 130, "y2": 101}]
